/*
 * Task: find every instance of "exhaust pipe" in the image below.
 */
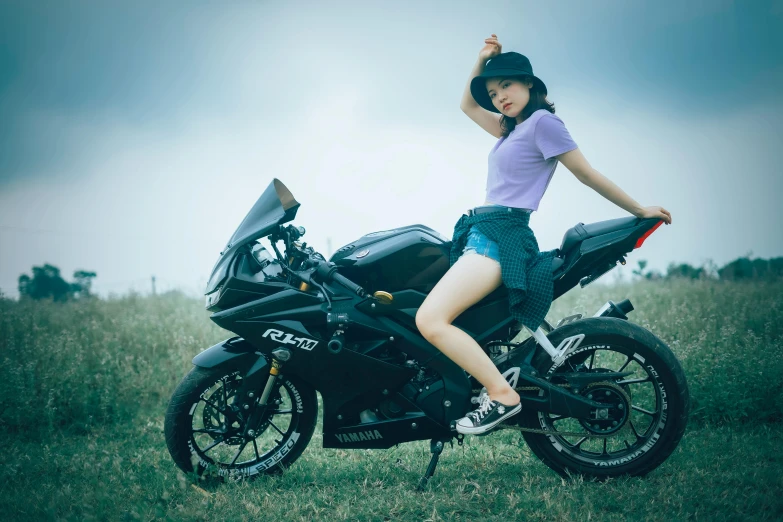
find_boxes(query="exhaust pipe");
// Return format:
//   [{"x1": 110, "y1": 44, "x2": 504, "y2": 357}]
[{"x1": 593, "y1": 298, "x2": 634, "y2": 320}]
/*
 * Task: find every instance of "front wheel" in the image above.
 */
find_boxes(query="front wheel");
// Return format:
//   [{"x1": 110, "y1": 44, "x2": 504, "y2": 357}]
[
  {"x1": 164, "y1": 365, "x2": 317, "y2": 479},
  {"x1": 517, "y1": 317, "x2": 689, "y2": 479}
]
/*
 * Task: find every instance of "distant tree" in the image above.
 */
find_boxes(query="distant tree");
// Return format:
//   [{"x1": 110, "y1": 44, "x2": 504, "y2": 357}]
[
  {"x1": 665, "y1": 262, "x2": 704, "y2": 280},
  {"x1": 72, "y1": 270, "x2": 97, "y2": 298},
  {"x1": 632, "y1": 260, "x2": 648, "y2": 278},
  {"x1": 770, "y1": 257, "x2": 783, "y2": 277},
  {"x1": 630, "y1": 259, "x2": 663, "y2": 281},
  {"x1": 719, "y1": 257, "x2": 756, "y2": 280},
  {"x1": 18, "y1": 264, "x2": 97, "y2": 301},
  {"x1": 718, "y1": 257, "x2": 783, "y2": 280}
]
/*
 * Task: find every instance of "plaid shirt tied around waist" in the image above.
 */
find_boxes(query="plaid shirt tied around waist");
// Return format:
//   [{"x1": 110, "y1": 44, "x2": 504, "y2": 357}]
[{"x1": 449, "y1": 210, "x2": 558, "y2": 331}]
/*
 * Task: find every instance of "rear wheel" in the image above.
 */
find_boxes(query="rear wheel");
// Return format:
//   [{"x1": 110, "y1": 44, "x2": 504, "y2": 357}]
[
  {"x1": 517, "y1": 317, "x2": 689, "y2": 479},
  {"x1": 164, "y1": 365, "x2": 317, "y2": 479}
]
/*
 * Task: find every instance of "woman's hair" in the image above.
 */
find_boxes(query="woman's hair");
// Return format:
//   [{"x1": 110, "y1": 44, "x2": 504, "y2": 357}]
[{"x1": 498, "y1": 75, "x2": 555, "y2": 137}]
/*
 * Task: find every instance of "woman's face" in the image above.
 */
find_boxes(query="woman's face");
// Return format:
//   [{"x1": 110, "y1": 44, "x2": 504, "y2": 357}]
[{"x1": 485, "y1": 77, "x2": 534, "y2": 119}]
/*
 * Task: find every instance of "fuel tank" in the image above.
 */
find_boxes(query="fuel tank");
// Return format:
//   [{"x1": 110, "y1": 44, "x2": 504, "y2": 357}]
[{"x1": 329, "y1": 224, "x2": 452, "y2": 294}]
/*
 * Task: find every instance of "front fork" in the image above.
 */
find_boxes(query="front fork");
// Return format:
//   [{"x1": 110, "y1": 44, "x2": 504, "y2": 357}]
[
  {"x1": 257, "y1": 358, "x2": 283, "y2": 406},
  {"x1": 239, "y1": 347, "x2": 291, "y2": 438}
]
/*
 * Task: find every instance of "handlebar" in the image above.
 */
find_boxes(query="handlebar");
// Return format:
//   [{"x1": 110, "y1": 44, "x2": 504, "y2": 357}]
[
  {"x1": 256, "y1": 224, "x2": 364, "y2": 300},
  {"x1": 276, "y1": 232, "x2": 369, "y2": 299},
  {"x1": 311, "y1": 259, "x2": 368, "y2": 298}
]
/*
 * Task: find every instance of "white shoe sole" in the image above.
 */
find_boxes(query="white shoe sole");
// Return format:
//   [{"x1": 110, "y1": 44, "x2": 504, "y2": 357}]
[{"x1": 455, "y1": 403, "x2": 522, "y2": 435}]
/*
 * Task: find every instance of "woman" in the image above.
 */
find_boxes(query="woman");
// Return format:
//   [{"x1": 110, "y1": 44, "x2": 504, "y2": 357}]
[{"x1": 414, "y1": 34, "x2": 672, "y2": 435}]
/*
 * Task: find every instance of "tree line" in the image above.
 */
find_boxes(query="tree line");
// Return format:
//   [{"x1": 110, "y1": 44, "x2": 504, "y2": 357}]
[{"x1": 633, "y1": 256, "x2": 783, "y2": 281}]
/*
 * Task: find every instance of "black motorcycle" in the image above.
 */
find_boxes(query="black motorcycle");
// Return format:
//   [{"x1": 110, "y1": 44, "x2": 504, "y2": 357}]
[{"x1": 164, "y1": 178, "x2": 689, "y2": 490}]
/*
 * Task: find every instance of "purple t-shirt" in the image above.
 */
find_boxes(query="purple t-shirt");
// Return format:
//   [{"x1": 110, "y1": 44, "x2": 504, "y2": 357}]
[{"x1": 485, "y1": 109, "x2": 578, "y2": 211}]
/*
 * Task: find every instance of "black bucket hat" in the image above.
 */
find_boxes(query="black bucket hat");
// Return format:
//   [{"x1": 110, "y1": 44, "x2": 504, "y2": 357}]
[{"x1": 470, "y1": 52, "x2": 548, "y2": 113}]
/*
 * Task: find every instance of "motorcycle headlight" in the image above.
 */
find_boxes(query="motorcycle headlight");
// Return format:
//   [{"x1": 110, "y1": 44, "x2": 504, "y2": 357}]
[{"x1": 205, "y1": 286, "x2": 223, "y2": 309}]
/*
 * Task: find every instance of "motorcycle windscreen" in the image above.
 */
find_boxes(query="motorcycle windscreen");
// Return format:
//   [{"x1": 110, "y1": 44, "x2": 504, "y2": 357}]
[
  {"x1": 226, "y1": 178, "x2": 300, "y2": 248},
  {"x1": 204, "y1": 178, "x2": 300, "y2": 294}
]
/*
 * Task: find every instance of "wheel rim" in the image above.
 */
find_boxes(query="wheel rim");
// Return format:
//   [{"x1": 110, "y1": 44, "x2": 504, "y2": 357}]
[
  {"x1": 536, "y1": 344, "x2": 669, "y2": 467},
  {"x1": 189, "y1": 371, "x2": 302, "y2": 476}
]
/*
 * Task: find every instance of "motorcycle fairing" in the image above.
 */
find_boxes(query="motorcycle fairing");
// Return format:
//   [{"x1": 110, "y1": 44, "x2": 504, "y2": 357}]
[
  {"x1": 326, "y1": 395, "x2": 448, "y2": 449},
  {"x1": 192, "y1": 336, "x2": 258, "y2": 368},
  {"x1": 205, "y1": 245, "x2": 290, "y2": 313},
  {"x1": 207, "y1": 283, "x2": 479, "y2": 441}
]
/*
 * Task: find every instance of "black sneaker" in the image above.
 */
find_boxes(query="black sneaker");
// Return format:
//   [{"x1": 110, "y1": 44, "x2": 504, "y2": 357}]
[{"x1": 455, "y1": 393, "x2": 522, "y2": 435}]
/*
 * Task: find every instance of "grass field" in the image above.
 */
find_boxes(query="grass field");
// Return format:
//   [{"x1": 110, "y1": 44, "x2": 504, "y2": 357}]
[{"x1": 1, "y1": 279, "x2": 782, "y2": 521}]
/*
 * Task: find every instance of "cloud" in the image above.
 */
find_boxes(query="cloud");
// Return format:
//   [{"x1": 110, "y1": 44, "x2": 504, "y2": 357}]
[
  {"x1": 3, "y1": 86, "x2": 780, "y2": 299},
  {"x1": 1, "y1": 0, "x2": 781, "y2": 298}
]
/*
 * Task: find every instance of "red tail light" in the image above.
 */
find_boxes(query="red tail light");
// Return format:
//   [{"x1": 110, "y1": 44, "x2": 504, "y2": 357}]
[{"x1": 634, "y1": 220, "x2": 663, "y2": 249}]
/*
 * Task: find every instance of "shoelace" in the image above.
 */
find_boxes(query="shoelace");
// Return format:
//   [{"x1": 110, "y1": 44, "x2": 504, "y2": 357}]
[{"x1": 467, "y1": 393, "x2": 494, "y2": 423}]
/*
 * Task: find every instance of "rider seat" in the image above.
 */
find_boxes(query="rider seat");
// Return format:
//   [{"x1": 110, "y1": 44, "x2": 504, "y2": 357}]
[
  {"x1": 559, "y1": 216, "x2": 640, "y2": 254},
  {"x1": 551, "y1": 216, "x2": 640, "y2": 273}
]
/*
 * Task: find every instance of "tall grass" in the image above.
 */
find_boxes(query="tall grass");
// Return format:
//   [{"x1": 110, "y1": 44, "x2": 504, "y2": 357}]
[
  {"x1": 1, "y1": 280, "x2": 782, "y2": 520},
  {"x1": 0, "y1": 290, "x2": 225, "y2": 436},
  {"x1": 1, "y1": 280, "x2": 781, "y2": 439}
]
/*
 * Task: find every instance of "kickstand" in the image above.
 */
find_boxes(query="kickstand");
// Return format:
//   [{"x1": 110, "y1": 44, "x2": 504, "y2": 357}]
[{"x1": 415, "y1": 438, "x2": 451, "y2": 491}]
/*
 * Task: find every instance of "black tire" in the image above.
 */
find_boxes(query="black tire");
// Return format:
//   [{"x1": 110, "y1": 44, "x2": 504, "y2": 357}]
[
  {"x1": 515, "y1": 317, "x2": 689, "y2": 480},
  {"x1": 164, "y1": 365, "x2": 318, "y2": 479}
]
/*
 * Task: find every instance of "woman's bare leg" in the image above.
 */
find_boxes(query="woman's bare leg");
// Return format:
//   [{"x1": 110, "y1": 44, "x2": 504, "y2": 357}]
[{"x1": 414, "y1": 251, "x2": 520, "y2": 406}]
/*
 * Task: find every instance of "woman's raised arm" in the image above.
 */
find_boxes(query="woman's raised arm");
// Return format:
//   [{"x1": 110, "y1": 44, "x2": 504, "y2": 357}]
[
  {"x1": 460, "y1": 34, "x2": 503, "y2": 138},
  {"x1": 558, "y1": 148, "x2": 672, "y2": 224}
]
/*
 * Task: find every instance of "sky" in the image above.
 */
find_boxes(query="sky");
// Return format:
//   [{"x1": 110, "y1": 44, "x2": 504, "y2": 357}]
[{"x1": 1, "y1": 0, "x2": 781, "y2": 299}]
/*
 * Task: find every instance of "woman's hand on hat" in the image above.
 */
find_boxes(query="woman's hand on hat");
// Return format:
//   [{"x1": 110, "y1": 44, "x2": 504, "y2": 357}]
[
  {"x1": 637, "y1": 206, "x2": 672, "y2": 224},
  {"x1": 479, "y1": 34, "x2": 502, "y2": 61}
]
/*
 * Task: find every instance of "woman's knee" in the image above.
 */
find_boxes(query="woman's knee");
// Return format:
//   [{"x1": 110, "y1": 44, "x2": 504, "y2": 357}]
[
  {"x1": 415, "y1": 307, "x2": 446, "y2": 339},
  {"x1": 415, "y1": 254, "x2": 502, "y2": 338}
]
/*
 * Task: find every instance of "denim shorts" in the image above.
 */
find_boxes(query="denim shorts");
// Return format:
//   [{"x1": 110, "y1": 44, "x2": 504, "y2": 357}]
[{"x1": 462, "y1": 224, "x2": 501, "y2": 263}]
